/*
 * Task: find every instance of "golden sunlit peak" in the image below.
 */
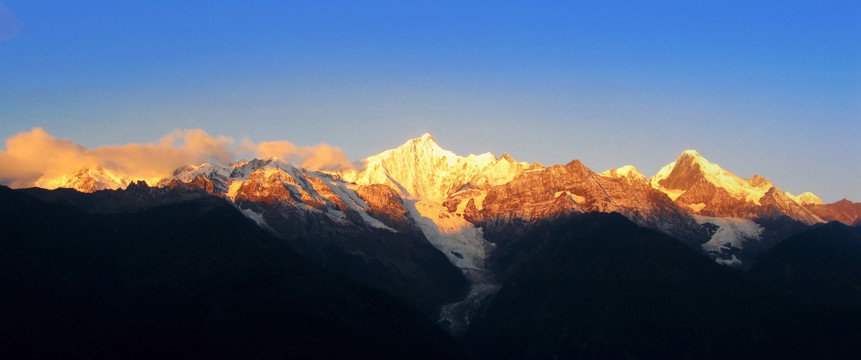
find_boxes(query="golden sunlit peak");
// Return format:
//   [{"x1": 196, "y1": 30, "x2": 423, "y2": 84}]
[
  {"x1": 418, "y1": 133, "x2": 435, "y2": 142},
  {"x1": 681, "y1": 149, "x2": 701, "y2": 157}
]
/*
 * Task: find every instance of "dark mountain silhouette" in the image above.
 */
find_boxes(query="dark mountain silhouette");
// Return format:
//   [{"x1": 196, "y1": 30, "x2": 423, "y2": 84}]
[
  {"x1": 750, "y1": 221, "x2": 861, "y2": 312},
  {"x1": 0, "y1": 186, "x2": 463, "y2": 359},
  {"x1": 465, "y1": 212, "x2": 861, "y2": 359}
]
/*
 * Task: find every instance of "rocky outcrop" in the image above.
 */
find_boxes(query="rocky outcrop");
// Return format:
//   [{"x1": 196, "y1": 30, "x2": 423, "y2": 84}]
[
  {"x1": 806, "y1": 199, "x2": 861, "y2": 225},
  {"x1": 356, "y1": 184, "x2": 416, "y2": 232}
]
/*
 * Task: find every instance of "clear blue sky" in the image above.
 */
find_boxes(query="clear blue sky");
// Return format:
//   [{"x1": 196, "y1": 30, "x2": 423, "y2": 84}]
[{"x1": 1, "y1": 1, "x2": 859, "y2": 201}]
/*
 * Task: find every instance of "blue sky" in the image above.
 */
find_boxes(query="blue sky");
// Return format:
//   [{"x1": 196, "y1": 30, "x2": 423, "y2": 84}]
[{"x1": 1, "y1": 1, "x2": 859, "y2": 201}]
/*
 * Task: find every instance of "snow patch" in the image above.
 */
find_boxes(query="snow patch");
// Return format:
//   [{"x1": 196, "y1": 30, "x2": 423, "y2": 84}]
[
  {"x1": 455, "y1": 198, "x2": 470, "y2": 214},
  {"x1": 651, "y1": 161, "x2": 677, "y2": 185},
  {"x1": 473, "y1": 193, "x2": 487, "y2": 211},
  {"x1": 688, "y1": 203, "x2": 706, "y2": 213},
  {"x1": 238, "y1": 207, "x2": 268, "y2": 228},
  {"x1": 650, "y1": 162, "x2": 686, "y2": 200},
  {"x1": 225, "y1": 181, "x2": 243, "y2": 200},
  {"x1": 555, "y1": 190, "x2": 586, "y2": 204},
  {"x1": 438, "y1": 268, "x2": 500, "y2": 335},
  {"x1": 600, "y1": 165, "x2": 646, "y2": 183},
  {"x1": 404, "y1": 199, "x2": 500, "y2": 334},
  {"x1": 406, "y1": 199, "x2": 493, "y2": 270},
  {"x1": 304, "y1": 170, "x2": 396, "y2": 231},
  {"x1": 715, "y1": 255, "x2": 741, "y2": 266},
  {"x1": 694, "y1": 215, "x2": 763, "y2": 266}
]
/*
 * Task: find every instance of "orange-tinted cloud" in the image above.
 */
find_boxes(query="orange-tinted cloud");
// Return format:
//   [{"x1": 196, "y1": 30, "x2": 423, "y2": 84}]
[
  {"x1": 0, "y1": 127, "x2": 95, "y2": 187},
  {"x1": 87, "y1": 129, "x2": 235, "y2": 179},
  {"x1": 252, "y1": 140, "x2": 354, "y2": 171},
  {"x1": 0, "y1": 127, "x2": 354, "y2": 189}
]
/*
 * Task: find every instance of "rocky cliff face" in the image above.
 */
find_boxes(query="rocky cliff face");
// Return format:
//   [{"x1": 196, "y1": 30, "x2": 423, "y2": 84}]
[
  {"x1": 806, "y1": 199, "x2": 861, "y2": 225},
  {"x1": 355, "y1": 184, "x2": 416, "y2": 233}
]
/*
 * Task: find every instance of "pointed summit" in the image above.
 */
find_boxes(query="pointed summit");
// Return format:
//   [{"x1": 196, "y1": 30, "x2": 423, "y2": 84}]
[
  {"x1": 651, "y1": 150, "x2": 779, "y2": 206},
  {"x1": 797, "y1": 192, "x2": 824, "y2": 205},
  {"x1": 406, "y1": 133, "x2": 441, "y2": 149},
  {"x1": 656, "y1": 150, "x2": 713, "y2": 191},
  {"x1": 786, "y1": 191, "x2": 824, "y2": 206},
  {"x1": 499, "y1": 152, "x2": 516, "y2": 162},
  {"x1": 345, "y1": 134, "x2": 517, "y2": 201},
  {"x1": 391, "y1": 133, "x2": 457, "y2": 164},
  {"x1": 680, "y1": 149, "x2": 702, "y2": 157},
  {"x1": 395, "y1": 133, "x2": 450, "y2": 159}
]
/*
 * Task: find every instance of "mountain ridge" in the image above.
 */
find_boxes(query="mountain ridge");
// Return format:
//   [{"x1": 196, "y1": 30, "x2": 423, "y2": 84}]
[
  {"x1": 15, "y1": 133, "x2": 860, "y2": 270},
  {"x1": 4, "y1": 134, "x2": 861, "y2": 356}
]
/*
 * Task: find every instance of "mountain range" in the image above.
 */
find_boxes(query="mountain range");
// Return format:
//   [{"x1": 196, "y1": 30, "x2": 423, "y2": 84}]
[
  {"x1": 3, "y1": 133, "x2": 860, "y2": 358},
  {"x1": 37, "y1": 133, "x2": 860, "y2": 266}
]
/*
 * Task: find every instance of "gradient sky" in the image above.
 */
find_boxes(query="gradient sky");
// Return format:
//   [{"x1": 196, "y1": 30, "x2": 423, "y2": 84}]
[{"x1": 1, "y1": 1, "x2": 859, "y2": 201}]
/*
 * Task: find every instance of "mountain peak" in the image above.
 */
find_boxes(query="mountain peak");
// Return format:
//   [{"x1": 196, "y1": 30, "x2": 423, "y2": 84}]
[
  {"x1": 681, "y1": 149, "x2": 702, "y2": 157},
  {"x1": 652, "y1": 150, "x2": 779, "y2": 206},
  {"x1": 34, "y1": 166, "x2": 132, "y2": 193},
  {"x1": 396, "y1": 133, "x2": 447, "y2": 155},
  {"x1": 601, "y1": 165, "x2": 646, "y2": 183},
  {"x1": 346, "y1": 135, "x2": 471, "y2": 200},
  {"x1": 499, "y1": 152, "x2": 515, "y2": 162},
  {"x1": 656, "y1": 151, "x2": 712, "y2": 191},
  {"x1": 676, "y1": 150, "x2": 711, "y2": 168},
  {"x1": 786, "y1": 191, "x2": 824, "y2": 206},
  {"x1": 416, "y1": 133, "x2": 436, "y2": 143},
  {"x1": 345, "y1": 134, "x2": 527, "y2": 201}
]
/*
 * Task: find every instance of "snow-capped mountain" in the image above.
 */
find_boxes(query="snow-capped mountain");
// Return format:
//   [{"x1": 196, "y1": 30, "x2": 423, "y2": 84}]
[
  {"x1": 150, "y1": 154, "x2": 469, "y2": 320},
  {"x1": 649, "y1": 150, "x2": 822, "y2": 224},
  {"x1": 338, "y1": 134, "x2": 532, "y2": 332},
  {"x1": 152, "y1": 157, "x2": 402, "y2": 232},
  {"x1": 445, "y1": 159, "x2": 701, "y2": 239},
  {"x1": 786, "y1": 191, "x2": 824, "y2": 206},
  {"x1": 600, "y1": 165, "x2": 648, "y2": 185},
  {"x1": 30, "y1": 133, "x2": 859, "y2": 271},
  {"x1": 341, "y1": 133, "x2": 531, "y2": 201},
  {"x1": 10, "y1": 134, "x2": 861, "y2": 355},
  {"x1": 34, "y1": 167, "x2": 133, "y2": 193}
]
